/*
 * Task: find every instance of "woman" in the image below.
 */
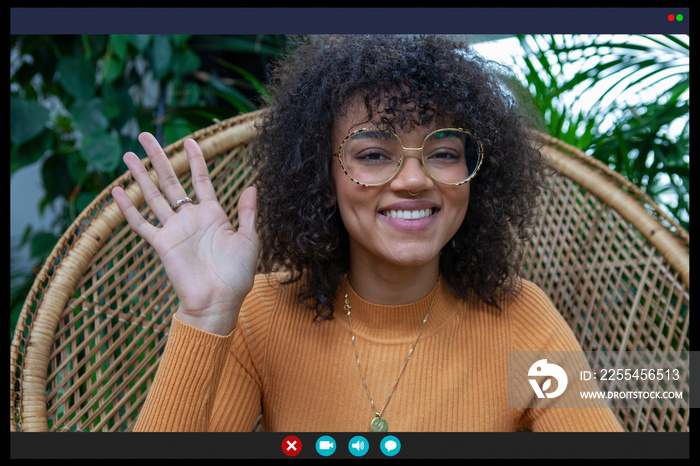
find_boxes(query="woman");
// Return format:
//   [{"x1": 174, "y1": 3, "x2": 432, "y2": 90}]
[{"x1": 111, "y1": 35, "x2": 623, "y2": 432}]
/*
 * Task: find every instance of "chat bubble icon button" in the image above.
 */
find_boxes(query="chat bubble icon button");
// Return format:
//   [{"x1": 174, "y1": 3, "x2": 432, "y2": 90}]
[{"x1": 380, "y1": 435, "x2": 401, "y2": 456}]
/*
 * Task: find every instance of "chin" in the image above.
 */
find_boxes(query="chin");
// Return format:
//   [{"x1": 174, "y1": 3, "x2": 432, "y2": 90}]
[{"x1": 383, "y1": 248, "x2": 443, "y2": 269}]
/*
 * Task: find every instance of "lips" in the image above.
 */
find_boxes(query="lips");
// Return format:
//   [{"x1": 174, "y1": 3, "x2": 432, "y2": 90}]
[
  {"x1": 378, "y1": 200, "x2": 440, "y2": 218},
  {"x1": 379, "y1": 208, "x2": 435, "y2": 219},
  {"x1": 377, "y1": 200, "x2": 440, "y2": 232}
]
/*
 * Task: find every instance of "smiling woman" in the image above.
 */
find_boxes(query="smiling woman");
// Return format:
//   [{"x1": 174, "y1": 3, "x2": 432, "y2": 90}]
[
  {"x1": 329, "y1": 98, "x2": 473, "y2": 303},
  {"x1": 253, "y1": 35, "x2": 548, "y2": 317},
  {"x1": 115, "y1": 35, "x2": 625, "y2": 432}
]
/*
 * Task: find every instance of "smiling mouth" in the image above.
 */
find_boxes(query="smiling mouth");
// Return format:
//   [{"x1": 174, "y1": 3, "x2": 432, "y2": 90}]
[{"x1": 379, "y1": 208, "x2": 438, "y2": 219}]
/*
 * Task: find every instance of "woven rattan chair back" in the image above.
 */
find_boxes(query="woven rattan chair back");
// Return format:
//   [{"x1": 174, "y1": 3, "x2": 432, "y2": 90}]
[
  {"x1": 10, "y1": 110, "x2": 689, "y2": 432},
  {"x1": 524, "y1": 135, "x2": 689, "y2": 432}
]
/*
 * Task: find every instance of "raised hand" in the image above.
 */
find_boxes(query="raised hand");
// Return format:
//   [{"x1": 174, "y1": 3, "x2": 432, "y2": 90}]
[{"x1": 111, "y1": 133, "x2": 259, "y2": 335}]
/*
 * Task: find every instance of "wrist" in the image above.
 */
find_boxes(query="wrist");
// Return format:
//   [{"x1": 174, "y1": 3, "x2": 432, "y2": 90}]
[{"x1": 175, "y1": 304, "x2": 239, "y2": 336}]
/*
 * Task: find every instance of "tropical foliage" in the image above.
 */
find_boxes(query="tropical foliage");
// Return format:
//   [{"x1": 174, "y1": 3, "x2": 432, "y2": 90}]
[
  {"x1": 10, "y1": 34, "x2": 289, "y2": 335},
  {"x1": 509, "y1": 34, "x2": 689, "y2": 232}
]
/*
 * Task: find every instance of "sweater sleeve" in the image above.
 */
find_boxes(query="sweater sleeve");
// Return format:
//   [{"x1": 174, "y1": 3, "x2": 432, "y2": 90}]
[
  {"x1": 133, "y1": 274, "x2": 280, "y2": 432},
  {"x1": 510, "y1": 281, "x2": 624, "y2": 432},
  {"x1": 132, "y1": 316, "x2": 241, "y2": 431}
]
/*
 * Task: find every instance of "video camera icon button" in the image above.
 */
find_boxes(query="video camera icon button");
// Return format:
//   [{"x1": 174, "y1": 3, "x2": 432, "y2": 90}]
[
  {"x1": 315, "y1": 435, "x2": 336, "y2": 456},
  {"x1": 348, "y1": 435, "x2": 369, "y2": 457}
]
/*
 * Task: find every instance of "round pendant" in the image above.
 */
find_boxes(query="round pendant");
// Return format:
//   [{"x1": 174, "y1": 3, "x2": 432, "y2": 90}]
[{"x1": 371, "y1": 416, "x2": 388, "y2": 432}]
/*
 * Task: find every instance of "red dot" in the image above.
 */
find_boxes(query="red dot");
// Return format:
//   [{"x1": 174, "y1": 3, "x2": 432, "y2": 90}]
[
  {"x1": 668, "y1": 14, "x2": 675, "y2": 21},
  {"x1": 282, "y1": 436, "x2": 302, "y2": 456}
]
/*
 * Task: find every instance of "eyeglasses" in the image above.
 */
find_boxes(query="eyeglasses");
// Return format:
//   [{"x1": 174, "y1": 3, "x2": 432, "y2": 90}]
[{"x1": 334, "y1": 127, "x2": 484, "y2": 187}]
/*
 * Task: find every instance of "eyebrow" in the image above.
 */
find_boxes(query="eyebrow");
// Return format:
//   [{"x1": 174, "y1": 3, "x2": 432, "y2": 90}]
[
  {"x1": 431, "y1": 130, "x2": 461, "y2": 139},
  {"x1": 352, "y1": 129, "x2": 396, "y2": 141}
]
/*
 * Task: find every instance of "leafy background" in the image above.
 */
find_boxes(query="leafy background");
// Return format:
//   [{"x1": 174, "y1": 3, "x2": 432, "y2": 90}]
[
  {"x1": 10, "y1": 34, "x2": 289, "y2": 336},
  {"x1": 10, "y1": 34, "x2": 689, "y2": 338},
  {"x1": 510, "y1": 34, "x2": 689, "y2": 231}
]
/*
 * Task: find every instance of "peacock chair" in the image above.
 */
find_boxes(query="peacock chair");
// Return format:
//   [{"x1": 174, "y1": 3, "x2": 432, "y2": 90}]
[{"x1": 10, "y1": 109, "x2": 689, "y2": 433}]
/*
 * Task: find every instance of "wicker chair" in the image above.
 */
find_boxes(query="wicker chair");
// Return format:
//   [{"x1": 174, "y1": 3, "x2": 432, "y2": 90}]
[{"x1": 10, "y1": 110, "x2": 689, "y2": 432}]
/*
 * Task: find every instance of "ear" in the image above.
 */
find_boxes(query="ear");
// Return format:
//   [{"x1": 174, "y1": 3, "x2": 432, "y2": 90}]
[
  {"x1": 326, "y1": 175, "x2": 338, "y2": 208},
  {"x1": 327, "y1": 193, "x2": 337, "y2": 208}
]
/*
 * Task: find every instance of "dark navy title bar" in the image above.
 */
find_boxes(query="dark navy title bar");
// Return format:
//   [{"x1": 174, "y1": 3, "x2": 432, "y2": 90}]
[{"x1": 11, "y1": 8, "x2": 690, "y2": 35}]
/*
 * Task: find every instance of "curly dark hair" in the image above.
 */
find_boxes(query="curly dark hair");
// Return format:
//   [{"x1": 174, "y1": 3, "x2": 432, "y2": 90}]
[{"x1": 250, "y1": 34, "x2": 547, "y2": 319}]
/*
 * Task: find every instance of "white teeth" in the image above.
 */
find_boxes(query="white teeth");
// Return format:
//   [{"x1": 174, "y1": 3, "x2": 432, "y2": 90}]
[{"x1": 381, "y1": 208, "x2": 434, "y2": 219}]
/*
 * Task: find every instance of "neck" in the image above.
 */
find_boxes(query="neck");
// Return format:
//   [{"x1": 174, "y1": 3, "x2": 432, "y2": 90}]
[
  {"x1": 338, "y1": 270, "x2": 455, "y2": 344},
  {"x1": 347, "y1": 254, "x2": 440, "y2": 305}
]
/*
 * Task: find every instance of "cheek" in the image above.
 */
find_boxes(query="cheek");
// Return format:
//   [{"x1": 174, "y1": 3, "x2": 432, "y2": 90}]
[
  {"x1": 446, "y1": 186, "x2": 471, "y2": 228},
  {"x1": 330, "y1": 163, "x2": 345, "y2": 207},
  {"x1": 334, "y1": 185, "x2": 371, "y2": 224},
  {"x1": 332, "y1": 162, "x2": 368, "y2": 208},
  {"x1": 332, "y1": 168, "x2": 357, "y2": 224},
  {"x1": 461, "y1": 186, "x2": 471, "y2": 214},
  {"x1": 449, "y1": 183, "x2": 470, "y2": 210}
]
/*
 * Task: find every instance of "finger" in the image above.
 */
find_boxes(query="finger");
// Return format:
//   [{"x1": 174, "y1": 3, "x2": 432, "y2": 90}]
[
  {"x1": 236, "y1": 186, "x2": 258, "y2": 238},
  {"x1": 122, "y1": 151, "x2": 174, "y2": 222},
  {"x1": 138, "y1": 132, "x2": 190, "y2": 206},
  {"x1": 183, "y1": 138, "x2": 218, "y2": 203},
  {"x1": 111, "y1": 186, "x2": 158, "y2": 243}
]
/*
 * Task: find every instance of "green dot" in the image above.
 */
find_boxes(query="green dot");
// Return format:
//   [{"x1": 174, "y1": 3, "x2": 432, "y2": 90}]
[{"x1": 676, "y1": 14, "x2": 683, "y2": 21}]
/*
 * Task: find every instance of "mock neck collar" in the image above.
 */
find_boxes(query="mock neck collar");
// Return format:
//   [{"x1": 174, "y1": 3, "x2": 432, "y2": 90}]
[{"x1": 334, "y1": 275, "x2": 460, "y2": 344}]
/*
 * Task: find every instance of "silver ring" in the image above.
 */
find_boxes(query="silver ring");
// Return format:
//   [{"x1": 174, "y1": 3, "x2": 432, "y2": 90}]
[
  {"x1": 408, "y1": 191, "x2": 421, "y2": 197},
  {"x1": 170, "y1": 197, "x2": 193, "y2": 210}
]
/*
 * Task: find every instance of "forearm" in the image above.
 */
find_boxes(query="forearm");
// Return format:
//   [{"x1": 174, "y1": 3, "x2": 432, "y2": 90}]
[
  {"x1": 175, "y1": 300, "x2": 242, "y2": 336},
  {"x1": 133, "y1": 316, "x2": 235, "y2": 432}
]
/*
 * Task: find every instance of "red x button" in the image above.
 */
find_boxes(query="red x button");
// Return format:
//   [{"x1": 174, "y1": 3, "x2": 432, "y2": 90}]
[{"x1": 282, "y1": 436, "x2": 302, "y2": 456}]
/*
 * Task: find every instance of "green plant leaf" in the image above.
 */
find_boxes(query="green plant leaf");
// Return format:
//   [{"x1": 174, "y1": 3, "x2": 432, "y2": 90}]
[
  {"x1": 80, "y1": 132, "x2": 122, "y2": 173},
  {"x1": 72, "y1": 98, "x2": 110, "y2": 135},
  {"x1": 30, "y1": 231, "x2": 59, "y2": 261},
  {"x1": 101, "y1": 55, "x2": 124, "y2": 85},
  {"x1": 163, "y1": 117, "x2": 197, "y2": 145},
  {"x1": 41, "y1": 153, "x2": 74, "y2": 202},
  {"x1": 151, "y1": 35, "x2": 173, "y2": 80},
  {"x1": 216, "y1": 59, "x2": 270, "y2": 98},
  {"x1": 57, "y1": 55, "x2": 96, "y2": 101},
  {"x1": 515, "y1": 34, "x2": 689, "y2": 230},
  {"x1": 101, "y1": 85, "x2": 136, "y2": 129},
  {"x1": 10, "y1": 96, "x2": 50, "y2": 146},
  {"x1": 11, "y1": 129, "x2": 53, "y2": 175},
  {"x1": 193, "y1": 35, "x2": 285, "y2": 57},
  {"x1": 123, "y1": 34, "x2": 151, "y2": 52},
  {"x1": 172, "y1": 48, "x2": 201, "y2": 77},
  {"x1": 208, "y1": 75, "x2": 257, "y2": 112}
]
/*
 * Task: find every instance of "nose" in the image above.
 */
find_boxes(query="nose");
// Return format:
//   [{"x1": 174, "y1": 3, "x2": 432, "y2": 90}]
[{"x1": 389, "y1": 148, "x2": 433, "y2": 193}]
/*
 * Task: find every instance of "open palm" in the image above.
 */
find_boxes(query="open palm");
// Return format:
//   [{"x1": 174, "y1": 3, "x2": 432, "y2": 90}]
[{"x1": 111, "y1": 133, "x2": 259, "y2": 335}]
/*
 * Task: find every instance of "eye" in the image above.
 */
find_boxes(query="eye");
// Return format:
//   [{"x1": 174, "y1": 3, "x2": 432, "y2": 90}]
[
  {"x1": 425, "y1": 149, "x2": 463, "y2": 164},
  {"x1": 353, "y1": 149, "x2": 395, "y2": 164},
  {"x1": 430, "y1": 150, "x2": 459, "y2": 159},
  {"x1": 358, "y1": 151, "x2": 387, "y2": 161}
]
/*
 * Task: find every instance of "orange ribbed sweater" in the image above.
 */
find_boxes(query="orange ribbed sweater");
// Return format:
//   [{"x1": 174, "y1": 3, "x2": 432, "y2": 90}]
[{"x1": 133, "y1": 273, "x2": 623, "y2": 432}]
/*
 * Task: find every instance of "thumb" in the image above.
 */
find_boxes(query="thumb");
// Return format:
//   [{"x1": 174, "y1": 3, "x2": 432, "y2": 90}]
[{"x1": 236, "y1": 186, "x2": 258, "y2": 238}]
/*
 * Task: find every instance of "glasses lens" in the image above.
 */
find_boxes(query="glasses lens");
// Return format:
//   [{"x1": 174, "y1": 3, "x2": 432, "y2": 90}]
[
  {"x1": 340, "y1": 128, "x2": 483, "y2": 185},
  {"x1": 422, "y1": 129, "x2": 482, "y2": 184},
  {"x1": 341, "y1": 129, "x2": 402, "y2": 185}
]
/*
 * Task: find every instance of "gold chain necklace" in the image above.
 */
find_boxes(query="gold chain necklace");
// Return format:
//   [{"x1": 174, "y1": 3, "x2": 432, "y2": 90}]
[{"x1": 345, "y1": 278, "x2": 439, "y2": 432}]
